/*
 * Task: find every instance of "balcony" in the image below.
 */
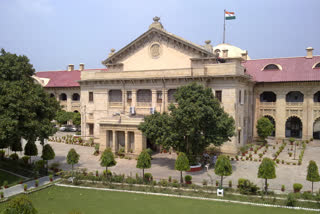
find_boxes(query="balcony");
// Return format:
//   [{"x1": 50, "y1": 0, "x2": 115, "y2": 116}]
[
  {"x1": 71, "y1": 101, "x2": 80, "y2": 108},
  {"x1": 286, "y1": 102, "x2": 303, "y2": 106},
  {"x1": 260, "y1": 102, "x2": 276, "y2": 108},
  {"x1": 137, "y1": 102, "x2": 152, "y2": 107}
]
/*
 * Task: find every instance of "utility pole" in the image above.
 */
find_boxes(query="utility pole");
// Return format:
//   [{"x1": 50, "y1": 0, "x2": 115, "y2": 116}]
[{"x1": 223, "y1": 9, "x2": 226, "y2": 43}]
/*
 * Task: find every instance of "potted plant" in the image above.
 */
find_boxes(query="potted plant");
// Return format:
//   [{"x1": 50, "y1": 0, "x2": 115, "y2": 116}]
[
  {"x1": 49, "y1": 175, "x2": 53, "y2": 182},
  {"x1": 281, "y1": 185, "x2": 285, "y2": 192},
  {"x1": 0, "y1": 192, "x2": 3, "y2": 199},
  {"x1": 216, "y1": 180, "x2": 219, "y2": 187},
  {"x1": 228, "y1": 180, "x2": 232, "y2": 188},
  {"x1": 35, "y1": 180, "x2": 39, "y2": 187},
  {"x1": 24, "y1": 184, "x2": 27, "y2": 191},
  {"x1": 3, "y1": 181, "x2": 8, "y2": 189},
  {"x1": 293, "y1": 183, "x2": 303, "y2": 193},
  {"x1": 185, "y1": 175, "x2": 192, "y2": 184},
  {"x1": 96, "y1": 170, "x2": 99, "y2": 177},
  {"x1": 19, "y1": 179, "x2": 23, "y2": 184}
]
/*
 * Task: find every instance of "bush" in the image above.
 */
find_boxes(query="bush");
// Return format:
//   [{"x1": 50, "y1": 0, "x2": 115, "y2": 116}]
[
  {"x1": 21, "y1": 156, "x2": 30, "y2": 165},
  {"x1": 185, "y1": 175, "x2": 192, "y2": 182},
  {"x1": 145, "y1": 148, "x2": 153, "y2": 157},
  {"x1": 168, "y1": 176, "x2": 172, "y2": 182},
  {"x1": 0, "y1": 150, "x2": 5, "y2": 159},
  {"x1": 158, "y1": 179, "x2": 168, "y2": 187},
  {"x1": 286, "y1": 193, "x2": 297, "y2": 207},
  {"x1": 9, "y1": 153, "x2": 19, "y2": 161},
  {"x1": 229, "y1": 180, "x2": 232, "y2": 188},
  {"x1": 202, "y1": 179, "x2": 208, "y2": 186},
  {"x1": 125, "y1": 177, "x2": 136, "y2": 184},
  {"x1": 117, "y1": 147, "x2": 125, "y2": 156},
  {"x1": 3, "y1": 180, "x2": 8, "y2": 188},
  {"x1": 301, "y1": 191, "x2": 314, "y2": 200},
  {"x1": 237, "y1": 178, "x2": 259, "y2": 195},
  {"x1": 293, "y1": 183, "x2": 303, "y2": 192},
  {"x1": 281, "y1": 185, "x2": 285, "y2": 192},
  {"x1": 144, "y1": 173, "x2": 152, "y2": 182}
]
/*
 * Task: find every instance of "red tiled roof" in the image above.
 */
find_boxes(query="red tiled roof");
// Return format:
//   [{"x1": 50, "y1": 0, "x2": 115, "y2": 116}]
[
  {"x1": 35, "y1": 69, "x2": 107, "y2": 87},
  {"x1": 243, "y1": 56, "x2": 320, "y2": 83}
]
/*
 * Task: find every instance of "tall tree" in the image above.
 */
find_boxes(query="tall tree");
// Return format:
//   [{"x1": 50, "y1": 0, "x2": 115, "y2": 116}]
[
  {"x1": 258, "y1": 157, "x2": 276, "y2": 193},
  {"x1": 136, "y1": 150, "x2": 151, "y2": 178},
  {"x1": 24, "y1": 141, "x2": 38, "y2": 163},
  {"x1": 67, "y1": 148, "x2": 80, "y2": 172},
  {"x1": 41, "y1": 144, "x2": 55, "y2": 173},
  {"x1": 175, "y1": 152, "x2": 190, "y2": 183},
  {"x1": 139, "y1": 83, "x2": 235, "y2": 164},
  {"x1": 256, "y1": 117, "x2": 274, "y2": 142},
  {"x1": 100, "y1": 148, "x2": 116, "y2": 172},
  {"x1": 0, "y1": 49, "x2": 60, "y2": 151},
  {"x1": 214, "y1": 155, "x2": 232, "y2": 188},
  {"x1": 306, "y1": 160, "x2": 320, "y2": 193}
]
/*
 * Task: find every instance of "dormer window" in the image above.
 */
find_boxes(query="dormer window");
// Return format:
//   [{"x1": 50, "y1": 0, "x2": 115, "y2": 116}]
[
  {"x1": 263, "y1": 64, "x2": 281, "y2": 71},
  {"x1": 313, "y1": 62, "x2": 320, "y2": 69}
]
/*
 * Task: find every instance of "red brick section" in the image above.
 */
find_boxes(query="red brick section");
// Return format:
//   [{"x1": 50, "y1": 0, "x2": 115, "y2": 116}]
[
  {"x1": 243, "y1": 56, "x2": 320, "y2": 83},
  {"x1": 35, "y1": 68, "x2": 107, "y2": 88}
]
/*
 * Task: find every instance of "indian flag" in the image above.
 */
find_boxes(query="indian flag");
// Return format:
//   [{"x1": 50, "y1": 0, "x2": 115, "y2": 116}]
[{"x1": 225, "y1": 11, "x2": 236, "y2": 20}]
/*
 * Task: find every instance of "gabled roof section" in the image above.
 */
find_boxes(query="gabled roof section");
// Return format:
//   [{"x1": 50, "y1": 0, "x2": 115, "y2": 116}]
[
  {"x1": 243, "y1": 56, "x2": 320, "y2": 82},
  {"x1": 103, "y1": 26, "x2": 214, "y2": 65}
]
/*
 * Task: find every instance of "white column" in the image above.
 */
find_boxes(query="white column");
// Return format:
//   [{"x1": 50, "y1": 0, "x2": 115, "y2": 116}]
[
  {"x1": 132, "y1": 89, "x2": 137, "y2": 107},
  {"x1": 152, "y1": 89, "x2": 157, "y2": 108},
  {"x1": 125, "y1": 131, "x2": 128, "y2": 153},
  {"x1": 112, "y1": 130, "x2": 116, "y2": 152}
]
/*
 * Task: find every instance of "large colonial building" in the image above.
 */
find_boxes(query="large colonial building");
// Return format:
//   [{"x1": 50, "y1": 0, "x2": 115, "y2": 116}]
[{"x1": 35, "y1": 17, "x2": 320, "y2": 154}]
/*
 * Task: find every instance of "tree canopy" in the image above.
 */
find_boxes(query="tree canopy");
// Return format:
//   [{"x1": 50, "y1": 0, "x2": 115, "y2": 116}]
[
  {"x1": 136, "y1": 150, "x2": 151, "y2": 178},
  {"x1": 258, "y1": 157, "x2": 276, "y2": 193},
  {"x1": 72, "y1": 112, "x2": 81, "y2": 127},
  {"x1": 67, "y1": 148, "x2": 80, "y2": 171},
  {"x1": 306, "y1": 160, "x2": 320, "y2": 193},
  {"x1": 0, "y1": 49, "x2": 60, "y2": 150},
  {"x1": 41, "y1": 144, "x2": 55, "y2": 161},
  {"x1": 175, "y1": 152, "x2": 190, "y2": 183},
  {"x1": 55, "y1": 110, "x2": 74, "y2": 125},
  {"x1": 256, "y1": 117, "x2": 274, "y2": 141},
  {"x1": 139, "y1": 83, "x2": 235, "y2": 164},
  {"x1": 214, "y1": 155, "x2": 232, "y2": 188},
  {"x1": 100, "y1": 148, "x2": 116, "y2": 172},
  {"x1": 24, "y1": 141, "x2": 38, "y2": 160}
]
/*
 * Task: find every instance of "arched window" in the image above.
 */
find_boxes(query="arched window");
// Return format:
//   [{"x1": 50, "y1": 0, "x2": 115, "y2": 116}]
[
  {"x1": 313, "y1": 118, "x2": 320, "y2": 139},
  {"x1": 286, "y1": 91, "x2": 304, "y2": 102},
  {"x1": 314, "y1": 91, "x2": 320, "y2": 102},
  {"x1": 137, "y1": 89, "x2": 151, "y2": 103},
  {"x1": 285, "y1": 116, "x2": 302, "y2": 138},
  {"x1": 260, "y1": 92, "x2": 276, "y2": 102},
  {"x1": 72, "y1": 93, "x2": 80, "y2": 101},
  {"x1": 313, "y1": 62, "x2": 320, "y2": 69},
  {"x1": 263, "y1": 64, "x2": 281, "y2": 71},
  {"x1": 59, "y1": 93, "x2": 67, "y2": 101}
]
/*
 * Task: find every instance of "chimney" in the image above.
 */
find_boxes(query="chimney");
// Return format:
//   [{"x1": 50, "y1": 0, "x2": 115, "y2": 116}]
[
  {"x1": 68, "y1": 64, "x2": 74, "y2": 71},
  {"x1": 306, "y1": 47, "x2": 314, "y2": 59},
  {"x1": 222, "y1": 49, "x2": 228, "y2": 58},
  {"x1": 241, "y1": 50, "x2": 248, "y2": 60},
  {"x1": 79, "y1": 63, "x2": 85, "y2": 71},
  {"x1": 204, "y1": 40, "x2": 213, "y2": 52}
]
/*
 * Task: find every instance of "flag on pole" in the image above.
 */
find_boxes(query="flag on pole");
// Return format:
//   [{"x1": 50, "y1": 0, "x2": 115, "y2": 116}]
[{"x1": 225, "y1": 11, "x2": 236, "y2": 20}]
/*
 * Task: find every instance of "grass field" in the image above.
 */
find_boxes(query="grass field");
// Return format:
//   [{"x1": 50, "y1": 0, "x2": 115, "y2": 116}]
[
  {"x1": 0, "y1": 186, "x2": 314, "y2": 213},
  {"x1": 0, "y1": 170, "x2": 21, "y2": 186}
]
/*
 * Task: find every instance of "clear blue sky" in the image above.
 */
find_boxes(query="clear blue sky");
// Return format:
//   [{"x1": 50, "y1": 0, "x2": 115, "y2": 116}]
[{"x1": 1, "y1": 0, "x2": 319, "y2": 71}]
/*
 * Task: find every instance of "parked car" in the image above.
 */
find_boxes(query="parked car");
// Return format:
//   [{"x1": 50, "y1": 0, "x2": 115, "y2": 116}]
[{"x1": 59, "y1": 125, "x2": 77, "y2": 132}]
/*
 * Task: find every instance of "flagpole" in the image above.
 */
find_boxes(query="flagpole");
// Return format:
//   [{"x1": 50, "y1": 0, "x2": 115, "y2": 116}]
[{"x1": 223, "y1": 9, "x2": 226, "y2": 43}]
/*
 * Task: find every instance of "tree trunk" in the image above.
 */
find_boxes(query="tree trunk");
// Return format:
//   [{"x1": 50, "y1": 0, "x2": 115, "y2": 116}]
[
  {"x1": 72, "y1": 164, "x2": 74, "y2": 172},
  {"x1": 106, "y1": 166, "x2": 108, "y2": 174},
  {"x1": 265, "y1": 178, "x2": 268, "y2": 194},
  {"x1": 220, "y1": 176, "x2": 223, "y2": 188},
  {"x1": 143, "y1": 168, "x2": 145, "y2": 179},
  {"x1": 312, "y1": 181, "x2": 314, "y2": 193},
  {"x1": 180, "y1": 171, "x2": 183, "y2": 183}
]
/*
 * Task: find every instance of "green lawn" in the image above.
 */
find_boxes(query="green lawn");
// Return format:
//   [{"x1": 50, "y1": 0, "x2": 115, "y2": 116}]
[
  {"x1": 0, "y1": 186, "x2": 314, "y2": 213},
  {"x1": 0, "y1": 170, "x2": 21, "y2": 186}
]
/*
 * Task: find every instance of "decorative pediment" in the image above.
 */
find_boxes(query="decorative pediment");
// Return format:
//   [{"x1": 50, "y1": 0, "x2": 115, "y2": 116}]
[{"x1": 102, "y1": 25, "x2": 214, "y2": 66}]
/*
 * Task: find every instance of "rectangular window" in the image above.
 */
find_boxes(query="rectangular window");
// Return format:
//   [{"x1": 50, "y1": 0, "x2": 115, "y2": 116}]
[
  {"x1": 89, "y1": 123, "x2": 94, "y2": 136},
  {"x1": 157, "y1": 91, "x2": 162, "y2": 102},
  {"x1": 127, "y1": 91, "x2": 132, "y2": 102},
  {"x1": 215, "y1": 90, "x2": 222, "y2": 102},
  {"x1": 89, "y1": 92, "x2": 93, "y2": 102},
  {"x1": 239, "y1": 90, "x2": 242, "y2": 104}
]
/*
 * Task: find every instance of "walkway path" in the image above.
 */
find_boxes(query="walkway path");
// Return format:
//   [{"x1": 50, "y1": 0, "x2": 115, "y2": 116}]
[{"x1": 1, "y1": 176, "x2": 59, "y2": 198}]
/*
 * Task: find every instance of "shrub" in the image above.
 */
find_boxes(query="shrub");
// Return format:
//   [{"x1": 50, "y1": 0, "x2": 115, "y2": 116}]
[
  {"x1": 117, "y1": 147, "x2": 125, "y2": 157},
  {"x1": 168, "y1": 176, "x2": 172, "y2": 182},
  {"x1": 2, "y1": 195, "x2": 37, "y2": 214},
  {"x1": 286, "y1": 193, "x2": 297, "y2": 207},
  {"x1": 35, "y1": 180, "x2": 39, "y2": 187},
  {"x1": 293, "y1": 183, "x2": 303, "y2": 192},
  {"x1": 0, "y1": 150, "x2": 6, "y2": 159},
  {"x1": 185, "y1": 175, "x2": 192, "y2": 182},
  {"x1": 145, "y1": 148, "x2": 153, "y2": 157},
  {"x1": 237, "y1": 178, "x2": 259, "y2": 195},
  {"x1": 256, "y1": 117, "x2": 274, "y2": 141},
  {"x1": 229, "y1": 180, "x2": 232, "y2": 188},
  {"x1": 215, "y1": 180, "x2": 219, "y2": 187},
  {"x1": 144, "y1": 173, "x2": 152, "y2": 182},
  {"x1": 276, "y1": 159, "x2": 280, "y2": 164},
  {"x1": 301, "y1": 191, "x2": 314, "y2": 200},
  {"x1": 24, "y1": 184, "x2": 27, "y2": 191},
  {"x1": 158, "y1": 179, "x2": 168, "y2": 187},
  {"x1": 258, "y1": 153, "x2": 263, "y2": 158},
  {"x1": 125, "y1": 177, "x2": 136, "y2": 184},
  {"x1": 281, "y1": 185, "x2": 285, "y2": 192},
  {"x1": 21, "y1": 156, "x2": 30, "y2": 165},
  {"x1": 9, "y1": 153, "x2": 19, "y2": 161},
  {"x1": 0, "y1": 191, "x2": 3, "y2": 199},
  {"x1": 288, "y1": 152, "x2": 292, "y2": 157}
]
